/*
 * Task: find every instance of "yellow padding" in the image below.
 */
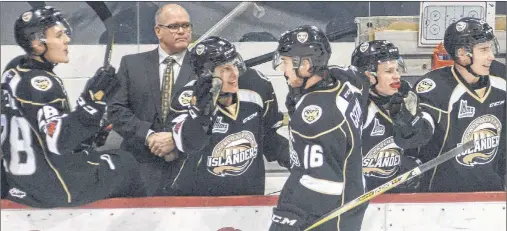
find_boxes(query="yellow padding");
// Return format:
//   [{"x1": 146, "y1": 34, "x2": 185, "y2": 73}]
[
  {"x1": 496, "y1": 16, "x2": 506, "y2": 31},
  {"x1": 386, "y1": 21, "x2": 419, "y2": 31}
]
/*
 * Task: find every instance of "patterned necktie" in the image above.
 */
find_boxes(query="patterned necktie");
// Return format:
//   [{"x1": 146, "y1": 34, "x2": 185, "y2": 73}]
[{"x1": 161, "y1": 57, "x2": 176, "y2": 123}]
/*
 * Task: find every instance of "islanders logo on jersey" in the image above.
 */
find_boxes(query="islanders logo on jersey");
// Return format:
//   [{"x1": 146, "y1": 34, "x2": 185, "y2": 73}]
[
  {"x1": 456, "y1": 114, "x2": 502, "y2": 167},
  {"x1": 178, "y1": 90, "x2": 193, "y2": 107},
  {"x1": 31, "y1": 76, "x2": 53, "y2": 91},
  {"x1": 207, "y1": 131, "x2": 258, "y2": 177},
  {"x1": 362, "y1": 137, "x2": 402, "y2": 178},
  {"x1": 301, "y1": 105, "x2": 322, "y2": 124}
]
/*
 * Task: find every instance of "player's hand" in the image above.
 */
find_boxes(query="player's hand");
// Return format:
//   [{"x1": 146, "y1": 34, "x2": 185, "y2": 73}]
[
  {"x1": 189, "y1": 73, "x2": 221, "y2": 119},
  {"x1": 397, "y1": 156, "x2": 423, "y2": 192},
  {"x1": 388, "y1": 84, "x2": 421, "y2": 137},
  {"x1": 148, "y1": 132, "x2": 175, "y2": 157},
  {"x1": 84, "y1": 65, "x2": 120, "y2": 102}
]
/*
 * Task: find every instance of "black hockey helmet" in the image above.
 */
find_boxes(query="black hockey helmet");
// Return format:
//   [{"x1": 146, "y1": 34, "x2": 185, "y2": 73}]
[
  {"x1": 351, "y1": 40, "x2": 405, "y2": 73},
  {"x1": 14, "y1": 6, "x2": 72, "y2": 54},
  {"x1": 190, "y1": 36, "x2": 246, "y2": 77},
  {"x1": 444, "y1": 17, "x2": 498, "y2": 59},
  {"x1": 273, "y1": 25, "x2": 331, "y2": 76},
  {"x1": 351, "y1": 40, "x2": 406, "y2": 88}
]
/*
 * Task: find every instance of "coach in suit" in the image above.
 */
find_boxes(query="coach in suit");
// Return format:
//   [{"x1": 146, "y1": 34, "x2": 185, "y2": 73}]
[{"x1": 107, "y1": 4, "x2": 195, "y2": 196}]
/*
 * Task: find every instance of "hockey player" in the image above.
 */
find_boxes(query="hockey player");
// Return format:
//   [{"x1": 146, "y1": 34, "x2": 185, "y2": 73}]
[
  {"x1": 415, "y1": 17, "x2": 505, "y2": 192},
  {"x1": 1, "y1": 6, "x2": 146, "y2": 208},
  {"x1": 167, "y1": 36, "x2": 290, "y2": 196},
  {"x1": 269, "y1": 25, "x2": 370, "y2": 231},
  {"x1": 351, "y1": 40, "x2": 434, "y2": 193}
]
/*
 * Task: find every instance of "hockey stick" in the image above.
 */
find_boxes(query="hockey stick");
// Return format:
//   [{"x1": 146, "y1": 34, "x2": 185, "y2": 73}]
[
  {"x1": 304, "y1": 139, "x2": 476, "y2": 231},
  {"x1": 86, "y1": 1, "x2": 115, "y2": 68},
  {"x1": 244, "y1": 26, "x2": 357, "y2": 68}
]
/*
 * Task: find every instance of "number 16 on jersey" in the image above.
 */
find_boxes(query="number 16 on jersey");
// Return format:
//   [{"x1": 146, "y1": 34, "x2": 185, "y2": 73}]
[{"x1": 303, "y1": 144, "x2": 323, "y2": 169}]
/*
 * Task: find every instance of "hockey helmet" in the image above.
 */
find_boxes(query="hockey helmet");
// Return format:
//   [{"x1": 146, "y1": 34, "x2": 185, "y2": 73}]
[
  {"x1": 15, "y1": 6, "x2": 72, "y2": 53},
  {"x1": 444, "y1": 17, "x2": 498, "y2": 59},
  {"x1": 272, "y1": 25, "x2": 331, "y2": 74},
  {"x1": 190, "y1": 36, "x2": 246, "y2": 77},
  {"x1": 351, "y1": 40, "x2": 406, "y2": 74}
]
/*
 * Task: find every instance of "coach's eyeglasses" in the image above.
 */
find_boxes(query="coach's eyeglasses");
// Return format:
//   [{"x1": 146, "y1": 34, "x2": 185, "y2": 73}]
[{"x1": 157, "y1": 23, "x2": 193, "y2": 33}]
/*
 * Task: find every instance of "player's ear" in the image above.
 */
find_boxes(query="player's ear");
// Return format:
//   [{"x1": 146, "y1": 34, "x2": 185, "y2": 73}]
[
  {"x1": 364, "y1": 71, "x2": 377, "y2": 85},
  {"x1": 30, "y1": 40, "x2": 45, "y2": 55},
  {"x1": 455, "y1": 47, "x2": 470, "y2": 64},
  {"x1": 300, "y1": 59, "x2": 312, "y2": 75}
]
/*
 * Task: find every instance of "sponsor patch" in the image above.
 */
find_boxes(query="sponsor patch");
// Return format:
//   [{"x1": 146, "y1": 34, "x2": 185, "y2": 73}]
[
  {"x1": 415, "y1": 78, "x2": 435, "y2": 93},
  {"x1": 301, "y1": 105, "x2": 322, "y2": 124},
  {"x1": 31, "y1": 76, "x2": 53, "y2": 91},
  {"x1": 242, "y1": 112, "x2": 258, "y2": 124}
]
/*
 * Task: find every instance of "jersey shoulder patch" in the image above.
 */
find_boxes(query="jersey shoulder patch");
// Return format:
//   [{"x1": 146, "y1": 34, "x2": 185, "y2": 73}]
[
  {"x1": 171, "y1": 83, "x2": 194, "y2": 111},
  {"x1": 415, "y1": 78, "x2": 436, "y2": 93},
  {"x1": 291, "y1": 89, "x2": 343, "y2": 138},
  {"x1": 239, "y1": 68, "x2": 273, "y2": 101},
  {"x1": 30, "y1": 76, "x2": 53, "y2": 91},
  {"x1": 414, "y1": 67, "x2": 456, "y2": 111}
]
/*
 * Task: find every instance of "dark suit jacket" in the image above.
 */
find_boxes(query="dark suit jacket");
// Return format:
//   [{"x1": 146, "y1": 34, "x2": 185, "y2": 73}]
[{"x1": 107, "y1": 48, "x2": 194, "y2": 163}]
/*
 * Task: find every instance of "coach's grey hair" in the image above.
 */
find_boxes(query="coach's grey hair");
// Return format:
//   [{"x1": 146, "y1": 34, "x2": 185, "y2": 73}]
[{"x1": 155, "y1": 7, "x2": 163, "y2": 25}]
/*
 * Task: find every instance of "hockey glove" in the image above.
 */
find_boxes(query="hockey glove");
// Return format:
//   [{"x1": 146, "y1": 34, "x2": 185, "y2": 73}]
[
  {"x1": 189, "y1": 74, "x2": 221, "y2": 126},
  {"x1": 85, "y1": 66, "x2": 120, "y2": 103},
  {"x1": 388, "y1": 85, "x2": 422, "y2": 139},
  {"x1": 76, "y1": 66, "x2": 118, "y2": 125},
  {"x1": 397, "y1": 156, "x2": 423, "y2": 192}
]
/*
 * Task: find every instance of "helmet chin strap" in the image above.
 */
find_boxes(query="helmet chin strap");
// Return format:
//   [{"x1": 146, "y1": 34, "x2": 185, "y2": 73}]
[
  {"x1": 33, "y1": 42, "x2": 57, "y2": 66},
  {"x1": 457, "y1": 53, "x2": 485, "y2": 78}
]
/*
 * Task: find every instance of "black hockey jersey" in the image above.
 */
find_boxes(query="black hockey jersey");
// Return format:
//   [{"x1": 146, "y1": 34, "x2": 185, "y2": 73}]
[
  {"x1": 170, "y1": 68, "x2": 287, "y2": 196},
  {"x1": 361, "y1": 80, "x2": 433, "y2": 192},
  {"x1": 1, "y1": 58, "x2": 104, "y2": 205},
  {"x1": 415, "y1": 66, "x2": 506, "y2": 192},
  {"x1": 273, "y1": 66, "x2": 370, "y2": 230}
]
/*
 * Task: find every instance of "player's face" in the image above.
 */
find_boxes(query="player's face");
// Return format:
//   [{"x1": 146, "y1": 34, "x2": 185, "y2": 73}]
[
  {"x1": 214, "y1": 63, "x2": 239, "y2": 93},
  {"x1": 42, "y1": 24, "x2": 71, "y2": 63},
  {"x1": 470, "y1": 41, "x2": 495, "y2": 76},
  {"x1": 375, "y1": 60, "x2": 402, "y2": 96},
  {"x1": 280, "y1": 56, "x2": 304, "y2": 88},
  {"x1": 155, "y1": 8, "x2": 192, "y2": 54}
]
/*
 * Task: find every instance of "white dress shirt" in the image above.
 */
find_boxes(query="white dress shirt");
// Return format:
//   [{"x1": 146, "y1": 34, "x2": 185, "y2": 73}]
[
  {"x1": 158, "y1": 46, "x2": 186, "y2": 88},
  {"x1": 146, "y1": 47, "x2": 187, "y2": 144}
]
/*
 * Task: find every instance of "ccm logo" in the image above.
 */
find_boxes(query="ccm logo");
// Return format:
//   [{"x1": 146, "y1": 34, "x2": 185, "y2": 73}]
[
  {"x1": 490, "y1": 100, "x2": 505, "y2": 108},
  {"x1": 271, "y1": 214, "x2": 297, "y2": 226}
]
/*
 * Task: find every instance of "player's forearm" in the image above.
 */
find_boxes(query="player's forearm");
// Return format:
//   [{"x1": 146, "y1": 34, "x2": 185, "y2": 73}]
[
  {"x1": 172, "y1": 116, "x2": 211, "y2": 153},
  {"x1": 263, "y1": 128, "x2": 290, "y2": 165},
  {"x1": 393, "y1": 113, "x2": 434, "y2": 149},
  {"x1": 44, "y1": 113, "x2": 100, "y2": 154},
  {"x1": 107, "y1": 105, "x2": 152, "y2": 141}
]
